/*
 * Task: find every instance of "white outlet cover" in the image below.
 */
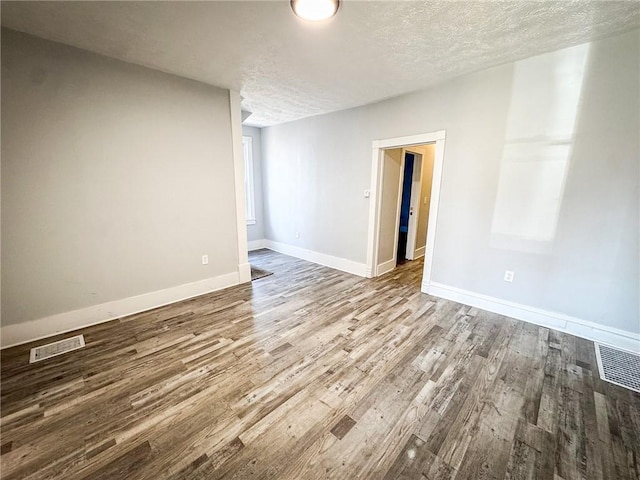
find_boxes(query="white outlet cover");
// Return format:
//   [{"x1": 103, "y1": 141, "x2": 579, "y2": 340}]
[
  {"x1": 202, "y1": 255, "x2": 209, "y2": 265},
  {"x1": 504, "y1": 270, "x2": 514, "y2": 282}
]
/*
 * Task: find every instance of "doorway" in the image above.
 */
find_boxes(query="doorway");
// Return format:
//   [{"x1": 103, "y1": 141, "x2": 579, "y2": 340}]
[
  {"x1": 366, "y1": 131, "x2": 446, "y2": 293},
  {"x1": 375, "y1": 145, "x2": 432, "y2": 274}
]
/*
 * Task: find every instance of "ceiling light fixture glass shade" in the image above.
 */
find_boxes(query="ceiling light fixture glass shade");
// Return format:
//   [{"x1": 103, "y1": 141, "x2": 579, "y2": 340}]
[{"x1": 290, "y1": 0, "x2": 340, "y2": 21}]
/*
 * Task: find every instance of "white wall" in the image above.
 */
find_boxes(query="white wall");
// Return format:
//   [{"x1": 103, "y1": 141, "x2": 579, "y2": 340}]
[
  {"x1": 242, "y1": 125, "x2": 265, "y2": 242},
  {"x1": 414, "y1": 145, "x2": 435, "y2": 252},
  {"x1": 1, "y1": 29, "x2": 241, "y2": 334},
  {"x1": 378, "y1": 148, "x2": 402, "y2": 266},
  {"x1": 261, "y1": 30, "x2": 639, "y2": 336}
]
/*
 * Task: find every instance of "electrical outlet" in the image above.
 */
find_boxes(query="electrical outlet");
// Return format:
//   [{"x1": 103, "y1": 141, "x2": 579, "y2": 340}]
[
  {"x1": 504, "y1": 270, "x2": 514, "y2": 282},
  {"x1": 364, "y1": 189, "x2": 370, "y2": 198},
  {"x1": 202, "y1": 255, "x2": 209, "y2": 265},
  {"x1": 295, "y1": 232, "x2": 300, "y2": 239}
]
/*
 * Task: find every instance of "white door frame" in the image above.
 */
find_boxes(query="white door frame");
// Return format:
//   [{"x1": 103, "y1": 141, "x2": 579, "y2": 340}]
[
  {"x1": 389, "y1": 149, "x2": 407, "y2": 272},
  {"x1": 366, "y1": 130, "x2": 446, "y2": 293},
  {"x1": 229, "y1": 91, "x2": 251, "y2": 284}
]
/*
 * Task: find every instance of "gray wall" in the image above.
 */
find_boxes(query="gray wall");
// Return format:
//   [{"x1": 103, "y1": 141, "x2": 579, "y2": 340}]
[
  {"x1": 1, "y1": 29, "x2": 239, "y2": 326},
  {"x1": 242, "y1": 125, "x2": 265, "y2": 242},
  {"x1": 261, "y1": 30, "x2": 639, "y2": 334}
]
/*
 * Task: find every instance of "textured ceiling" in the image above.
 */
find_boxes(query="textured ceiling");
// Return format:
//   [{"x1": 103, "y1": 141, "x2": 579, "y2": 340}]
[{"x1": 2, "y1": 1, "x2": 639, "y2": 127}]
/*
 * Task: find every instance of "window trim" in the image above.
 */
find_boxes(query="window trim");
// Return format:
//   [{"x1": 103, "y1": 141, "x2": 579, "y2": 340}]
[{"x1": 242, "y1": 136, "x2": 256, "y2": 225}]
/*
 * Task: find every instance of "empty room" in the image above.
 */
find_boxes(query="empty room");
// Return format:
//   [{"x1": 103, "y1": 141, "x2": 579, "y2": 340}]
[{"x1": 1, "y1": 1, "x2": 639, "y2": 479}]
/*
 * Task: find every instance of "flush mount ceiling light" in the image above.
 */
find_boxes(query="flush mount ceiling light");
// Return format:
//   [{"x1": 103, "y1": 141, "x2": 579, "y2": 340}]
[{"x1": 291, "y1": 0, "x2": 340, "y2": 22}]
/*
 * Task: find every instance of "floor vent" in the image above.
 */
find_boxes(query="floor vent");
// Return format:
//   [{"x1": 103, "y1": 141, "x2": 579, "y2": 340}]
[
  {"x1": 595, "y1": 343, "x2": 640, "y2": 393},
  {"x1": 30, "y1": 335, "x2": 85, "y2": 363}
]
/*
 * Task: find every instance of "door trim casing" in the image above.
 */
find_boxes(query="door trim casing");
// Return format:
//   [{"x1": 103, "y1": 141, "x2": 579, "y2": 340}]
[{"x1": 229, "y1": 91, "x2": 251, "y2": 283}]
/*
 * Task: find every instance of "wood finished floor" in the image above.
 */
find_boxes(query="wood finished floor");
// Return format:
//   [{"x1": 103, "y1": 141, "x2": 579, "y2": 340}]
[{"x1": 1, "y1": 250, "x2": 639, "y2": 480}]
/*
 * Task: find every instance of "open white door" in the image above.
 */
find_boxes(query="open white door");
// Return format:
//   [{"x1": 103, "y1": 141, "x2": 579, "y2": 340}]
[{"x1": 405, "y1": 152, "x2": 423, "y2": 260}]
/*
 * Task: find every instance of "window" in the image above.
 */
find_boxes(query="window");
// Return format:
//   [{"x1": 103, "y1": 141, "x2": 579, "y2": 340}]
[{"x1": 242, "y1": 136, "x2": 256, "y2": 225}]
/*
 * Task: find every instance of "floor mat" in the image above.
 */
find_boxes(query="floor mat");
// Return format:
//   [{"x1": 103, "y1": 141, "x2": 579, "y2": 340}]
[{"x1": 251, "y1": 265, "x2": 274, "y2": 281}]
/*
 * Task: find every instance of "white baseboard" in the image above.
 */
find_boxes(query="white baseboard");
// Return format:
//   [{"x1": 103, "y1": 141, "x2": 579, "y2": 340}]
[
  {"x1": 414, "y1": 246, "x2": 426, "y2": 259},
  {"x1": 1, "y1": 272, "x2": 240, "y2": 349},
  {"x1": 264, "y1": 240, "x2": 368, "y2": 277},
  {"x1": 376, "y1": 258, "x2": 397, "y2": 276},
  {"x1": 426, "y1": 282, "x2": 640, "y2": 354},
  {"x1": 247, "y1": 239, "x2": 268, "y2": 251}
]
